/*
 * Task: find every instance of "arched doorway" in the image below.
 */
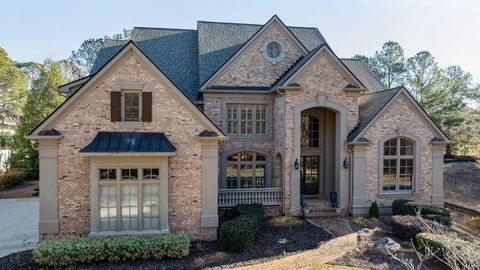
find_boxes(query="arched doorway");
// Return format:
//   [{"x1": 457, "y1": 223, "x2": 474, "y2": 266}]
[{"x1": 300, "y1": 108, "x2": 336, "y2": 199}]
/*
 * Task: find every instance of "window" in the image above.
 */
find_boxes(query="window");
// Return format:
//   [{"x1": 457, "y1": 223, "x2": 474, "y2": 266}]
[
  {"x1": 226, "y1": 104, "x2": 267, "y2": 136},
  {"x1": 266, "y1": 41, "x2": 282, "y2": 59},
  {"x1": 225, "y1": 152, "x2": 267, "y2": 189},
  {"x1": 123, "y1": 92, "x2": 141, "y2": 122},
  {"x1": 382, "y1": 137, "x2": 415, "y2": 192},
  {"x1": 98, "y1": 168, "x2": 161, "y2": 232},
  {"x1": 300, "y1": 115, "x2": 320, "y2": 147}
]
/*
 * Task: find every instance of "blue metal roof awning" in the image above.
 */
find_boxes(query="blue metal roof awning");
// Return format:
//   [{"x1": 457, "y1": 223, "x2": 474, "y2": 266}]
[{"x1": 79, "y1": 132, "x2": 176, "y2": 156}]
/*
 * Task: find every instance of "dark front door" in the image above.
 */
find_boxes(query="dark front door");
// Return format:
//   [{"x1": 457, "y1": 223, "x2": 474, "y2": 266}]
[{"x1": 300, "y1": 156, "x2": 320, "y2": 195}]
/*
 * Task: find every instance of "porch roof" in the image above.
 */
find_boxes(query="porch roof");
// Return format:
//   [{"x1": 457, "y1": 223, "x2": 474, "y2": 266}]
[{"x1": 79, "y1": 131, "x2": 176, "y2": 154}]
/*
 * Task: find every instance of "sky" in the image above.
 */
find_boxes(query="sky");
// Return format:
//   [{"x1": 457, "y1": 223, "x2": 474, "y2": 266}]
[{"x1": 1, "y1": 0, "x2": 479, "y2": 81}]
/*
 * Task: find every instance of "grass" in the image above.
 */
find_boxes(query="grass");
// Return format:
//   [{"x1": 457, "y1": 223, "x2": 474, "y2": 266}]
[
  {"x1": 268, "y1": 216, "x2": 303, "y2": 226},
  {"x1": 469, "y1": 216, "x2": 480, "y2": 229}
]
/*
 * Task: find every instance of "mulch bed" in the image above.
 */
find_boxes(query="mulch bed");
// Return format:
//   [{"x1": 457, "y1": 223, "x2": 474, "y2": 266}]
[{"x1": 0, "y1": 217, "x2": 332, "y2": 270}]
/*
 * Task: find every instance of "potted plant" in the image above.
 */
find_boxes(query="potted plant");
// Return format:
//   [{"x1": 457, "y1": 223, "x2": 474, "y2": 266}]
[{"x1": 300, "y1": 195, "x2": 310, "y2": 215}]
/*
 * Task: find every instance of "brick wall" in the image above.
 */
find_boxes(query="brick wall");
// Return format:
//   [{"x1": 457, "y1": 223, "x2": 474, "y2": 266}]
[{"x1": 51, "y1": 53, "x2": 214, "y2": 240}]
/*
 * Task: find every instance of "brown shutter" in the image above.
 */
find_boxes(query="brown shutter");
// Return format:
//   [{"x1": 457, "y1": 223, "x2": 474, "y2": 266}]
[
  {"x1": 111, "y1": 91, "x2": 121, "y2": 122},
  {"x1": 142, "y1": 92, "x2": 152, "y2": 122}
]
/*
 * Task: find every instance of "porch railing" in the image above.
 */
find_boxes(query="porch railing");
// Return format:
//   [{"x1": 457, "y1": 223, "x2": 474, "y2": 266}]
[{"x1": 218, "y1": 188, "x2": 283, "y2": 207}]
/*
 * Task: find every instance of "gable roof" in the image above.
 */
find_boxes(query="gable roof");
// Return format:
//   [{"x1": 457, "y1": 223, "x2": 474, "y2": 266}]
[
  {"x1": 341, "y1": 59, "x2": 385, "y2": 92},
  {"x1": 348, "y1": 86, "x2": 450, "y2": 142},
  {"x1": 29, "y1": 41, "x2": 224, "y2": 137},
  {"x1": 272, "y1": 44, "x2": 367, "y2": 90},
  {"x1": 90, "y1": 17, "x2": 326, "y2": 100}
]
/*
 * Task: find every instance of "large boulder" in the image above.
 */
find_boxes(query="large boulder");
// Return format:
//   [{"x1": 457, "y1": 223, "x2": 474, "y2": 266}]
[{"x1": 372, "y1": 237, "x2": 401, "y2": 255}]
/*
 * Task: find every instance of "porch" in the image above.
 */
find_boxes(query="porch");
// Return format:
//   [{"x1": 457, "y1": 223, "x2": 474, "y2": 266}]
[{"x1": 218, "y1": 188, "x2": 283, "y2": 207}]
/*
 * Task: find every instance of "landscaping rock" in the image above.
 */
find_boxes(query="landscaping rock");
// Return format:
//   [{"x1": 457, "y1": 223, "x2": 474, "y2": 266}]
[{"x1": 372, "y1": 237, "x2": 401, "y2": 255}]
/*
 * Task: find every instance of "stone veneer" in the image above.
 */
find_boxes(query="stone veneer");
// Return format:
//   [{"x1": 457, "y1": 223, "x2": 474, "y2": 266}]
[
  {"x1": 362, "y1": 94, "x2": 436, "y2": 208},
  {"x1": 46, "y1": 53, "x2": 215, "y2": 240},
  {"x1": 210, "y1": 23, "x2": 303, "y2": 87}
]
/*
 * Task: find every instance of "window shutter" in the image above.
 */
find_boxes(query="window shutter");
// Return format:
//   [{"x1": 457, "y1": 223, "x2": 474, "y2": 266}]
[
  {"x1": 111, "y1": 91, "x2": 121, "y2": 122},
  {"x1": 142, "y1": 92, "x2": 152, "y2": 122}
]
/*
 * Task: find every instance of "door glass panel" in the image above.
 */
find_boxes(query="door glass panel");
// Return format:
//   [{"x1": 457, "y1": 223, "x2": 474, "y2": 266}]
[{"x1": 300, "y1": 156, "x2": 320, "y2": 195}]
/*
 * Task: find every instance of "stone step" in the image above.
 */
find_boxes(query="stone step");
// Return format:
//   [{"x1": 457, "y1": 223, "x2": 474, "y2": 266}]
[{"x1": 304, "y1": 209, "x2": 342, "y2": 218}]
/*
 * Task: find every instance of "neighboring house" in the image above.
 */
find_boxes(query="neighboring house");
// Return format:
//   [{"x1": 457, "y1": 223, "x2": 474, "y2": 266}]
[
  {"x1": 0, "y1": 117, "x2": 17, "y2": 172},
  {"x1": 27, "y1": 16, "x2": 450, "y2": 241}
]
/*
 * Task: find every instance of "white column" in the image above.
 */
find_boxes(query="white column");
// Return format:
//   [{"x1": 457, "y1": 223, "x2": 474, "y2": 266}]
[
  {"x1": 198, "y1": 138, "x2": 221, "y2": 228},
  {"x1": 431, "y1": 144, "x2": 445, "y2": 206},
  {"x1": 351, "y1": 144, "x2": 369, "y2": 215},
  {"x1": 38, "y1": 138, "x2": 59, "y2": 234}
]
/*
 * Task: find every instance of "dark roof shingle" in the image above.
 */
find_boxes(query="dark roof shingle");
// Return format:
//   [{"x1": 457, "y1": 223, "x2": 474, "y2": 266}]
[{"x1": 80, "y1": 132, "x2": 176, "y2": 153}]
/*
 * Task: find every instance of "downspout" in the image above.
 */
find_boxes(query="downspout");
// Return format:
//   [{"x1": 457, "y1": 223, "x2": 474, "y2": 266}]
[
  {"x1": 276, "y1": 87, "x2": 287, "y2": 215},
  {"x1": 345, "y1": 143, "x2": 353, "y2": 215}
]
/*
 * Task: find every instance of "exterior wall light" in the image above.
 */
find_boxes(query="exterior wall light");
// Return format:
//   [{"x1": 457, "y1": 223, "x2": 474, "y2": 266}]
[
  {"x1": 294, "y1": 158, "x2": 300, "y2": 170},
  {"x1": 343, "y1": 158, "x2": 349, "y2": 169}
]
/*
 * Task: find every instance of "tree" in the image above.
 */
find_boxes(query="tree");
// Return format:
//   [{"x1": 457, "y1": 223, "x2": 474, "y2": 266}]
[
  {"x1": 0, "y1": 47, "x2": 28, "y2": 119},
  {"x1": 9, "y1": 59, "x2": 65, "y2": 178},
  {"x1": 70, "y1": 29, "x2": 132, "y2": 76},
  {"x1": 354, "y1": 41, "x2": 407, "y2": 88}
]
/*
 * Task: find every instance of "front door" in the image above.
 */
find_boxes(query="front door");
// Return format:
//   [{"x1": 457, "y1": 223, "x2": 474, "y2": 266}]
[{"x1": 300, "y1": 156, "x2": 319, "y2": 195}]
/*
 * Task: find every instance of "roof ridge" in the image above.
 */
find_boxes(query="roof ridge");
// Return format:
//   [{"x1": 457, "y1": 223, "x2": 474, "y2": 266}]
[
  {"x1": 363, "y1": 86, "x2": 403, "y2": 96},
  {"x1": 133, "y1": 26, "x2": 195, "y2": 31},
  {"x1": 197, "y1": 20, "x2": 319, "y2": 30}
]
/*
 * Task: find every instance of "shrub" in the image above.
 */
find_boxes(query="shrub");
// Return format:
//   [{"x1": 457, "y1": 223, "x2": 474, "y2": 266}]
[
  {"x1": 369, "y1": 201, "x2": 380, "y2": 218},
  {"x1": 416, "y1": 232, "x2": 480, "y2": 262},
  {"x1": 219, "y1": 203, "x2": 264, "y2": 252},
  {"x1": 390, "y1": 215, "x2": 443, "y2": 241},
  {"x1": 423, "y1": 214, "x2": 453, "y2": 227},
  {"x1": 0, "y1": 170, "x2": 25, "y2": 189},
  {"x1": 33, "y1": 233, "x2": 190, "y2": 267},
  {"x1": 420, "y1": 206, "x2": 451, "y2": 218},
  {"x1": 392, "y1": 199, "x2": 418, "y2": 216}
]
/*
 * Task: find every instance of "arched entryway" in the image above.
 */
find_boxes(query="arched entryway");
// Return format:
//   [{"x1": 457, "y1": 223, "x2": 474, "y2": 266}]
[
  {"x1": 300, "y1": 108, "x2": 336, "y2": 199},
  {"x1": 290, "y1": 97, "x2": 349, "y2": 214}
]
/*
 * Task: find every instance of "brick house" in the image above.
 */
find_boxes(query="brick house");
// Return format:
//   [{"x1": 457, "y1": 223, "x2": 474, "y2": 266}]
[{"x1": 27, "y1": 16, "x2": 450, "y2": 241}]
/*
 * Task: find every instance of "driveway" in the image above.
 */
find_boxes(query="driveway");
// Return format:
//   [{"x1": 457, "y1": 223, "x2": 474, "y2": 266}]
[{"x1": 0, "y1": 198, "x2": 38, "y2": 257}]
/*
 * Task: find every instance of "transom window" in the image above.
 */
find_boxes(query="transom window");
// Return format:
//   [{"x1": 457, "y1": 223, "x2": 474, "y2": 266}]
[
  {"x1": 227, "y1": 104, "x2": 267, "y2": 136},
  {"x1": 225, "y1": 152, "x2": 267, "y2": 189},
  {"x1": 301, "y1": 115, "x2": 320, "y2": 147},
  {"x1": 123, "y1": 92, "x2": 141, "y2": 122},
  {"x1": 382, "y1": 138, "x2": 415, "y2": 192},
  {"x1": 98, "y1": 168, "x2": 160, "y2": 232}
]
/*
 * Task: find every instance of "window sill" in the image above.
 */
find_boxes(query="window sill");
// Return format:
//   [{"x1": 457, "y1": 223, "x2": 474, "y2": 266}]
[
  {"x1": 89, "y1": 229, "x2": 169, "y2": 237},
  {"x1": 226, "y1": 136, "x2": 272, "y2": 142},
  {"x1": 378, "y1": 191, "x2": 416, "y2": 198},
  {"x1": 118, "y1": 122, "x2": 144, "y2": 129}
]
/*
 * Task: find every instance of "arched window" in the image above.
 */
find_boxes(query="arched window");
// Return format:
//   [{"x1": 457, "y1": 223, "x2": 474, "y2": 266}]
[
  {"x1": 300, "y1": 115, "x2": 320, "y2": 147},
  {"x1": 225, "y1": 151, "x2": 267, "y2": 189},
  {"x1": 383, "y1": 137, "x2": 415, "y2": 192}
]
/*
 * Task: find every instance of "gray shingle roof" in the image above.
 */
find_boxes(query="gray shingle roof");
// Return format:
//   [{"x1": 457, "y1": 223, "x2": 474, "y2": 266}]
[
  {"x1": 348, "y1": 86, "x2": 403, "y2": 141},
  {"x1": 80, "y1": 132, "x2": 176, "y2": 153},
  {"x1": 341, "y1": 59, "x2": 385, "y2": 92},
  {"x1": 90, "y1": 20, "x2": 326, "y2": 101}
]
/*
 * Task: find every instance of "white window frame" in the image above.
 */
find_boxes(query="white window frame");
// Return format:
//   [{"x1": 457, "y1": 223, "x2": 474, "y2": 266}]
[
  {"x1": 90, "y1": 158, "x2": 169, "y2": 236},
  {"x1": 121, "y1": 90, "x2": 142, "y2": 122},
  {"x1": 378, "y1": 135, "x2": 421, "y2": 195}
]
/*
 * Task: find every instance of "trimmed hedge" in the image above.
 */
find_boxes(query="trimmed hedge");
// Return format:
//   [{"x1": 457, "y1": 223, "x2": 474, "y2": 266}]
[
  {"x1": 219, "y1": 203, "x2": 264, "y2": 252},
  {"x1": 392, "y1": 199, "x2": 418, "y2": 216},
  {"x1": 390, "y1": 215, "x2": 443, "y2": 242},
  {"x1": 0, "y1": 170, "x2": 25, "y2": 189},
  {"x1": 33, "y1": 233, "x2": 190, "y2": 267},
  {"x1": 420, "y1": 206, "x2": 452, "y2": 227}
]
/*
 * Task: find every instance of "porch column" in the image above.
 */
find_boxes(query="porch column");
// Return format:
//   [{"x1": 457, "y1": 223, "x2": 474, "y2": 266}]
[
  {"x1": 37, "y1": 138, "x2": 60, "y2": 234},
  {"x1": 350, "y1": 142, "x2": 370, "y2": 215},
  {"x1": 196, "y1": 136, "x2": 223, "y2": 228},
  {"x1": 431, "y1": 143, "x2": 445, "y2": 206}
]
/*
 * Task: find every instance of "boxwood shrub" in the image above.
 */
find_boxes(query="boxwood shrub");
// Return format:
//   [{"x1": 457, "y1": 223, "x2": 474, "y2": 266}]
[
  {"x1": 423, "y1": 214, "x2": 453, "y2": 227},
  {"x1": 33, "y1": 233, "x2": 190, "y2": 267},
  {"x1": 392, "y1": 199, "x2": 418, "y2": 216},
  {"x1": 219, "y1": 203, "x2": 264, "y2": 252},
  {"x1": 416, "y1": 232, "x2": 480, "y2": 262},
  {"x1": 390, "y1": 215, "x2": 443, "y2": 242},
  {"x1": 420, "y1": 206, "x2": 452, "y2": 227}
]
